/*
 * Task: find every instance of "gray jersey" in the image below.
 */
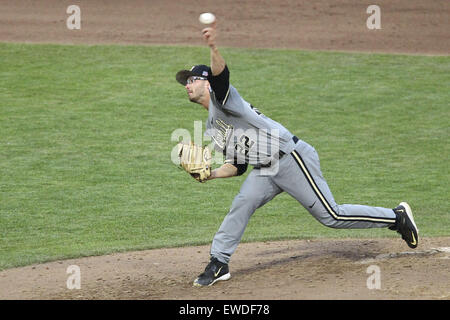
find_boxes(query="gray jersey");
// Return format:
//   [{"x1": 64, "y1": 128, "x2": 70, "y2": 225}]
[
  {"x1": 205, "y1": 84, "x2": 397, "y2": 266},
  {"x1": 205, "y1": 85, "x2": 297, "y2": 166}
]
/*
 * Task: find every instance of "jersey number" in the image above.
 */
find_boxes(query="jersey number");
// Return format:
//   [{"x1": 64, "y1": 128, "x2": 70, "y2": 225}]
[{"x1": 235, "y1": 135, "x2": 255, "y2": 157}]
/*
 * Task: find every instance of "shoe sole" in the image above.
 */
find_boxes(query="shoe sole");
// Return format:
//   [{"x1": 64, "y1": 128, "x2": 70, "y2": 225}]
[
  {"x1": 193, "y1": 273, "x2": 231, "y2": 287},
  {"x1": 400, "y1": 202, "x2": 419, "y2": 248}
]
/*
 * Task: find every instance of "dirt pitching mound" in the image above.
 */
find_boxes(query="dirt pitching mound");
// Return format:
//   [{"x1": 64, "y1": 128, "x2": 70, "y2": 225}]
[{"x1": 1, "y1": 238, "x2": 449, "y2": 299}]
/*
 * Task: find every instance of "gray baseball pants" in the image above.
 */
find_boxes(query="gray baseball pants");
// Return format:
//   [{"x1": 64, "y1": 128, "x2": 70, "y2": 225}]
[{"x1": 211, "y1": 139, "x2": 397, "y2": 264}]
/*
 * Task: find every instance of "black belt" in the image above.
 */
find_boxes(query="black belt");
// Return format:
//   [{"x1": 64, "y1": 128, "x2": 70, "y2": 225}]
[{"x1": 254, "y1": 135, "x2": 299, "y2": 169}]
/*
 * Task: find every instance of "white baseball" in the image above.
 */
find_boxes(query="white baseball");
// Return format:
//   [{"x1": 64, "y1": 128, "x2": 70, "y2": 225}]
[{"x1": 199, "y1": 12, "x2": 216, "y2": 24}]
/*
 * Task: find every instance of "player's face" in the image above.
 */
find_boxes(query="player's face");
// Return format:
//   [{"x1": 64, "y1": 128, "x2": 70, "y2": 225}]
[{"x1": 185, "y1": 77, "x2": 208, "y2": 103}]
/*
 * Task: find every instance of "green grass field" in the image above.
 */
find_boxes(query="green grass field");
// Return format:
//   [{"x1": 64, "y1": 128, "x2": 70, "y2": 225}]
[{"x1": 0, "y1": 43, "x2": 448, "y2": 270}]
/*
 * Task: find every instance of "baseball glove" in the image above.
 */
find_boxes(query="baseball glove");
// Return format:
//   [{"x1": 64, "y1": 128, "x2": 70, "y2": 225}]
[{"x1": 177, "y1": 142, "x2": 212, "y2": 182}]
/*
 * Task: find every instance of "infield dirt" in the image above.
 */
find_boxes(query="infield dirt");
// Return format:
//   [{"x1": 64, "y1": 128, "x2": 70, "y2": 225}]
[
  {"x1": 0, "y1": 0, "x2": 448, "y2": 300},
  {"x1": 1, "y1": 238, "x2": 449, "y2": 300},
  {"x1": 1, "y1": 0, "x2": 449, "y2": 54}
]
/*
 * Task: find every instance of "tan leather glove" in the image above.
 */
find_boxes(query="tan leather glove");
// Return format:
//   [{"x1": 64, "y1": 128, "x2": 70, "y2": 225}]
[{"x1": 177, "y1": 142, "x2": 212, "y2": 182}]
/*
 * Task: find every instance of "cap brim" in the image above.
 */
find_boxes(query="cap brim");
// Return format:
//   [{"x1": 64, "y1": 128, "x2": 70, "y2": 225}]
[{"x1": 176, "y1": 70, "x2": 195, "y2": 86}]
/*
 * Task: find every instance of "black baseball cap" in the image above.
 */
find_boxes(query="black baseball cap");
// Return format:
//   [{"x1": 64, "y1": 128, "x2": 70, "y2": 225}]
[{"x1": 176, "y1": 65, "x2": 211, "y2": 85}]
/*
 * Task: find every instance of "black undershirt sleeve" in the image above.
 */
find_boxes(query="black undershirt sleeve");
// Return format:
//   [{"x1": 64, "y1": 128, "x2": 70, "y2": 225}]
[
  {"x1": 224, "y1": 147, "x2": 248, "y2": 176},
  {"x1": 232, "y1": 163, "x2": 248, "y2": 176},
  {"x1": 208, "y1": 65, "x2": 230, "y2": 104}
]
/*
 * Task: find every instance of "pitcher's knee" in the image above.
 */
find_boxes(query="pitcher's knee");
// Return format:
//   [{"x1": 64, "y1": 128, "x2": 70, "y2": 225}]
[
  {"x1": 308, "y1": 203, "x2": 343, "y2": 228},
  {"x1": 318, "y1": 216, "x2": 341, "y2": 228}
]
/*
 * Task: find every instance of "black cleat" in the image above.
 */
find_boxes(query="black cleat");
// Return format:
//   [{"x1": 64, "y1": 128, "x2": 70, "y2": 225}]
[
  {"x1": 391, "y1": 202, "x2": 419, "y2": 249},
  {"x1": 193, "y1": 257, "x2": 231, "y2": 287}
]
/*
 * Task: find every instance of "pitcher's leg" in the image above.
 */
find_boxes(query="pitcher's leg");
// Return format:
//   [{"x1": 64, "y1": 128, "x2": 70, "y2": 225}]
[
  {"x1": 275, "y1": 141, "x2": 396, "y2": 229},
  {"x1": 211, "y1": 170, "x2": 282, "y2": 263}
]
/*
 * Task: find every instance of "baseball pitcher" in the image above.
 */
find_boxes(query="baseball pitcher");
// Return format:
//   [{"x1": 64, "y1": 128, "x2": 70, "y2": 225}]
[{"x1": 175, "y1": 20, "x2": 419, "y2": 287}]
